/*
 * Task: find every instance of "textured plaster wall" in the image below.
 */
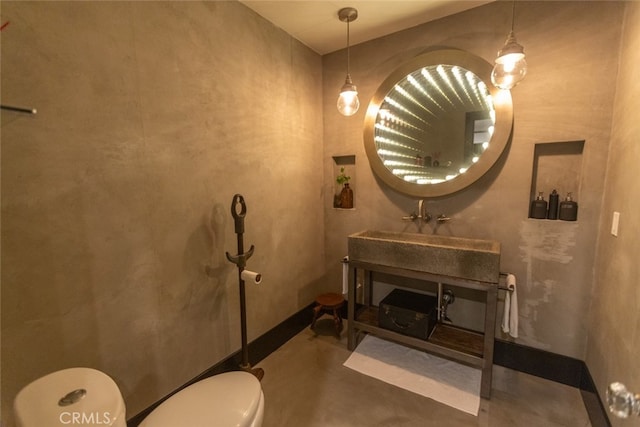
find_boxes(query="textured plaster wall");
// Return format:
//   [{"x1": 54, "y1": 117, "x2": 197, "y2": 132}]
[
  {"x1": 1, "y1": 0, "x2": 635, "y2": 424},
  {"x1": 587, "y1": 3, "x2": 640, "y2": 425},
  {"x1": 1, "y1": 1, "x2": 323, "y2": 423},
  {"x1": 323, "y1": 1, "x2": 623, "y2": 358}
]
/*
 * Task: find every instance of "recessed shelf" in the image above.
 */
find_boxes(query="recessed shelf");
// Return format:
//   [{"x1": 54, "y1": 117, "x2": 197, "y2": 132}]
[
  {"x1": 333, "y1": 155, "x2": 356, "y2": 209},
  {"x1": 529, "y1": 140, "x2": 584, "y2": 219}
]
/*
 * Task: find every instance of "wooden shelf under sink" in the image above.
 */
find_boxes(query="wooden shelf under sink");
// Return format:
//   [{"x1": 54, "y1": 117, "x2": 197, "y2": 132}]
[
  {"x1": 353, "y1": 306, "x2": 484, "y2": 360},
  {"x1": 429, "y1": 323, "x2": 484, "y2": 358}
]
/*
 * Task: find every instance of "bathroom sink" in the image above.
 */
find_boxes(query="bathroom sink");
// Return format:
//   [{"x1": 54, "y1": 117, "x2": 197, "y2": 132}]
[{"x1": 348, "y1": 230, "x2": 500, "y2": 283}]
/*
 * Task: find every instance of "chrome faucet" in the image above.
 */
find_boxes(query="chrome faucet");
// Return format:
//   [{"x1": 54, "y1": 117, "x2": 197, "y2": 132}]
[
  {"x1": 402, "y1": 200, "x2": 431, "y2": 222},
  {"x1": 418, "y1": 200, "x2": 432, "y2": 222},
  {"x1": 401, "y1": 212, "x2": 418, "y2": 221},
  {"x1": 436, "y1": 213, "x2": 451, "y2": 223}
]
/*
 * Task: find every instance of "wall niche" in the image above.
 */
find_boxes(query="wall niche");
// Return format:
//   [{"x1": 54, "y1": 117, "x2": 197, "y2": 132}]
[
  {"x1": 529, "y1": 140, "x2": 584, "y2": 220},
  {"x1": 333, "y1": 155, "x2": 356, "y2": 209}
]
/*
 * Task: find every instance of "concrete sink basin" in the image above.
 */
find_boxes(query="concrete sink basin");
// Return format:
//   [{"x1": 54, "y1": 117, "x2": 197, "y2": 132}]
[{"x1": 348, "y1": 230, "x2": 500, "y2": 283}]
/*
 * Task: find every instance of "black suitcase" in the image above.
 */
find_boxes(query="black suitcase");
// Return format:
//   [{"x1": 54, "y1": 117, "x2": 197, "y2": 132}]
[{"x1": 378, "y1": 288, "x2": 438, "y2": 340}]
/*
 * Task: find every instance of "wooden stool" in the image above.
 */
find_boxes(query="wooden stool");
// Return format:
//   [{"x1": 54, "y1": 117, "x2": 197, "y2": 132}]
[{"x1": 310, "y1": 292, "x2": 345, "y2": 337}]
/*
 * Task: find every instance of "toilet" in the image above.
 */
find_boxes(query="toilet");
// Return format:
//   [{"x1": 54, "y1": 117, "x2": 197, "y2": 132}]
[
  {"x1": 14, "y1": 368, "x2": 264, "y2": 427},
  {"x1": 14, "y1": 367, "x2": 127, "y2": 427},
  {"x1": 139, "y1": 371, "x2": 264, "y2": 427}
]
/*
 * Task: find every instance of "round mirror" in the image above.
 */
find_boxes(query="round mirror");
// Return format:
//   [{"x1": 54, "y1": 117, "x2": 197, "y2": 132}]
[{"x1": 364, "y1": 49, "x2": 513, "y2": 198}]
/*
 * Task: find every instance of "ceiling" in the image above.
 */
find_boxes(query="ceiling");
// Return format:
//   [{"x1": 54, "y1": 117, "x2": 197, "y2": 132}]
[{"x1": 239, "y1": 1, "x2": 493, "y2": 55}]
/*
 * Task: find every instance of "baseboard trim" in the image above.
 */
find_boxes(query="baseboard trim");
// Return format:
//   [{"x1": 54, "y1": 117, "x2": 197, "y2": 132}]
[
  {"x1": 579, "y1": 362, "x2": 612, "y2": 427},
  {"x1": 493, "y1": 339, "x2": 583, "y2": 387},
  {"x1": 128, "y1": 306, "x2": 610, "y2": 427},
  {"x1": 127, "y1": 302, "x2": 315, "y2": 426},
  {"x1": 494, "y1": 339, "x2": 611, "y2": 427}
]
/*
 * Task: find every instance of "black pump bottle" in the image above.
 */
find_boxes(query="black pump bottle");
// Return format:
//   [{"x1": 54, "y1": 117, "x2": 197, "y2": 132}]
[{"x1": 530, "y1": 192, "x2": 548, "y2": 219}]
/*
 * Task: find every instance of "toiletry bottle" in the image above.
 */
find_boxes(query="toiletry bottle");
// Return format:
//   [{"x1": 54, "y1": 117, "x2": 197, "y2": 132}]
[
  {"x1": 559, "y1": 192, "x2": 578, "y2": 221},
  {"x1": 547, "y1": 189, "x2": 559, "y2": 220},
  {"x1": 529, "y1": 192, "x2": 548, "y2": 219}
]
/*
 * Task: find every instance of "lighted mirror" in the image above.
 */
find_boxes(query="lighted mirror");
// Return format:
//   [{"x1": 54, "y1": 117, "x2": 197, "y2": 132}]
[{"x1": 364, "y1": 49, "x2": 513, "y2": 198}]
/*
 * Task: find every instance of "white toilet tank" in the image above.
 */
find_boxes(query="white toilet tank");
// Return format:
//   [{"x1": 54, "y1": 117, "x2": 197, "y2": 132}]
[{"x1": 14, "y1": 367, "x2": 126, "y2": 427}]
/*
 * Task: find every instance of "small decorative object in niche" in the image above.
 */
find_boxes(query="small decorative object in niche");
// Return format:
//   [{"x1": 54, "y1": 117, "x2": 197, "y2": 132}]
[
  {"x1": 558, "y1": 192, "x2": 578, "y2": 221},
  {"x1": 547, "y1": 189, "x2": 559, "y2": 220},
  {"x1": 529, "y1": 192, "x2": 548, "y2": 219},
  {"x1": 333, "y1": 155, "x2": 356, "y2": 209},
  {"x1": 336, "y1": 167, "x2": 354, "y2": 209}
]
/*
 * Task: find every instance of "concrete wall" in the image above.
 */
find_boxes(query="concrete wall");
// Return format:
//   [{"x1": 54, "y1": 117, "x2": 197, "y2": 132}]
[
  {"x1": 2, "y1": 0, "x2": 636, "y2": 424},
  {"x1": 587, "y1": 2, "x2": 640, "y2": 425},
  {"x1": 1, "y1": 1, "x2": 323, "y2": 423},
  {"x1": 323, "y1": 1, "x2": 624, "y2": 358}
]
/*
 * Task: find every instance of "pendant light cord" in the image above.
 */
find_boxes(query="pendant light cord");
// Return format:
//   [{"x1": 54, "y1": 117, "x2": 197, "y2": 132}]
[
  {"x1": 346, "y1": 18, "x2": 351, "y2": 75},
  {"x1": 511, "y1": 0, "x2": 516, "y2": 33}
]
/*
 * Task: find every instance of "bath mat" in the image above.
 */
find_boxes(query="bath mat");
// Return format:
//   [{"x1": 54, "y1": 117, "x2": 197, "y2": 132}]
[{"x1": 343, "y1": 335, "x2": 481, "y2": 415}]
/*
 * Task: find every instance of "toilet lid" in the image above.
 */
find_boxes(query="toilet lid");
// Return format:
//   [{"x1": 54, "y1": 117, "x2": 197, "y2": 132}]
[
  {"x1": 140, "y1": 371, "x2": 262, "y2": 427},
  {"x1": 14, "y1": 367, "x2": 126, "y2": 427}
]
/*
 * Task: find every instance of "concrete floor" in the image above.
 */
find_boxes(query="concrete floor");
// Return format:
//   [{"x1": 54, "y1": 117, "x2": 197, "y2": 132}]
[{"x1": 256, "y1": 319, "x2": 592, "y2": 427}]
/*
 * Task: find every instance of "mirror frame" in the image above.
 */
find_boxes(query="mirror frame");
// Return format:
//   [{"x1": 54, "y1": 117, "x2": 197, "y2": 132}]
[{"x1": 363, "y1": 49, "x2": 513, "y2": 198}]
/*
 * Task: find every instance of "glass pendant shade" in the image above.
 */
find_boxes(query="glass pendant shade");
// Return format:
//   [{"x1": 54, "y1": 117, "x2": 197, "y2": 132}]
[
  {"x1": 337, "y1": 74, "x2": 359, "y2": 116},
  {"x1": 491, "y1": 31, "x2": 527, "y2": 90}
]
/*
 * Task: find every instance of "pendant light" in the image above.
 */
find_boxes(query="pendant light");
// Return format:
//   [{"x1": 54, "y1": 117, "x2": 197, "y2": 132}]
[
  {"x1": 337, "y1": 7, "x2": 359, "y2": 116},
  {"x1": 491, "y1": 1, "x2": 527, "y2": 90}
]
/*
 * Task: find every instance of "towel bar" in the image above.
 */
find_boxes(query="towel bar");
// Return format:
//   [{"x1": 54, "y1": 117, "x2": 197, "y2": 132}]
[{"x1": 1, "y1": 104, "x2": 37, "y2": 114}]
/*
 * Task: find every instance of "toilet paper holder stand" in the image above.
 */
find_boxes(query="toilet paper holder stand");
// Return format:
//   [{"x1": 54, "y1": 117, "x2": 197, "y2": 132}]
[{"x1": 225, "y1": 194, "x2": 264, "y2": 381}]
